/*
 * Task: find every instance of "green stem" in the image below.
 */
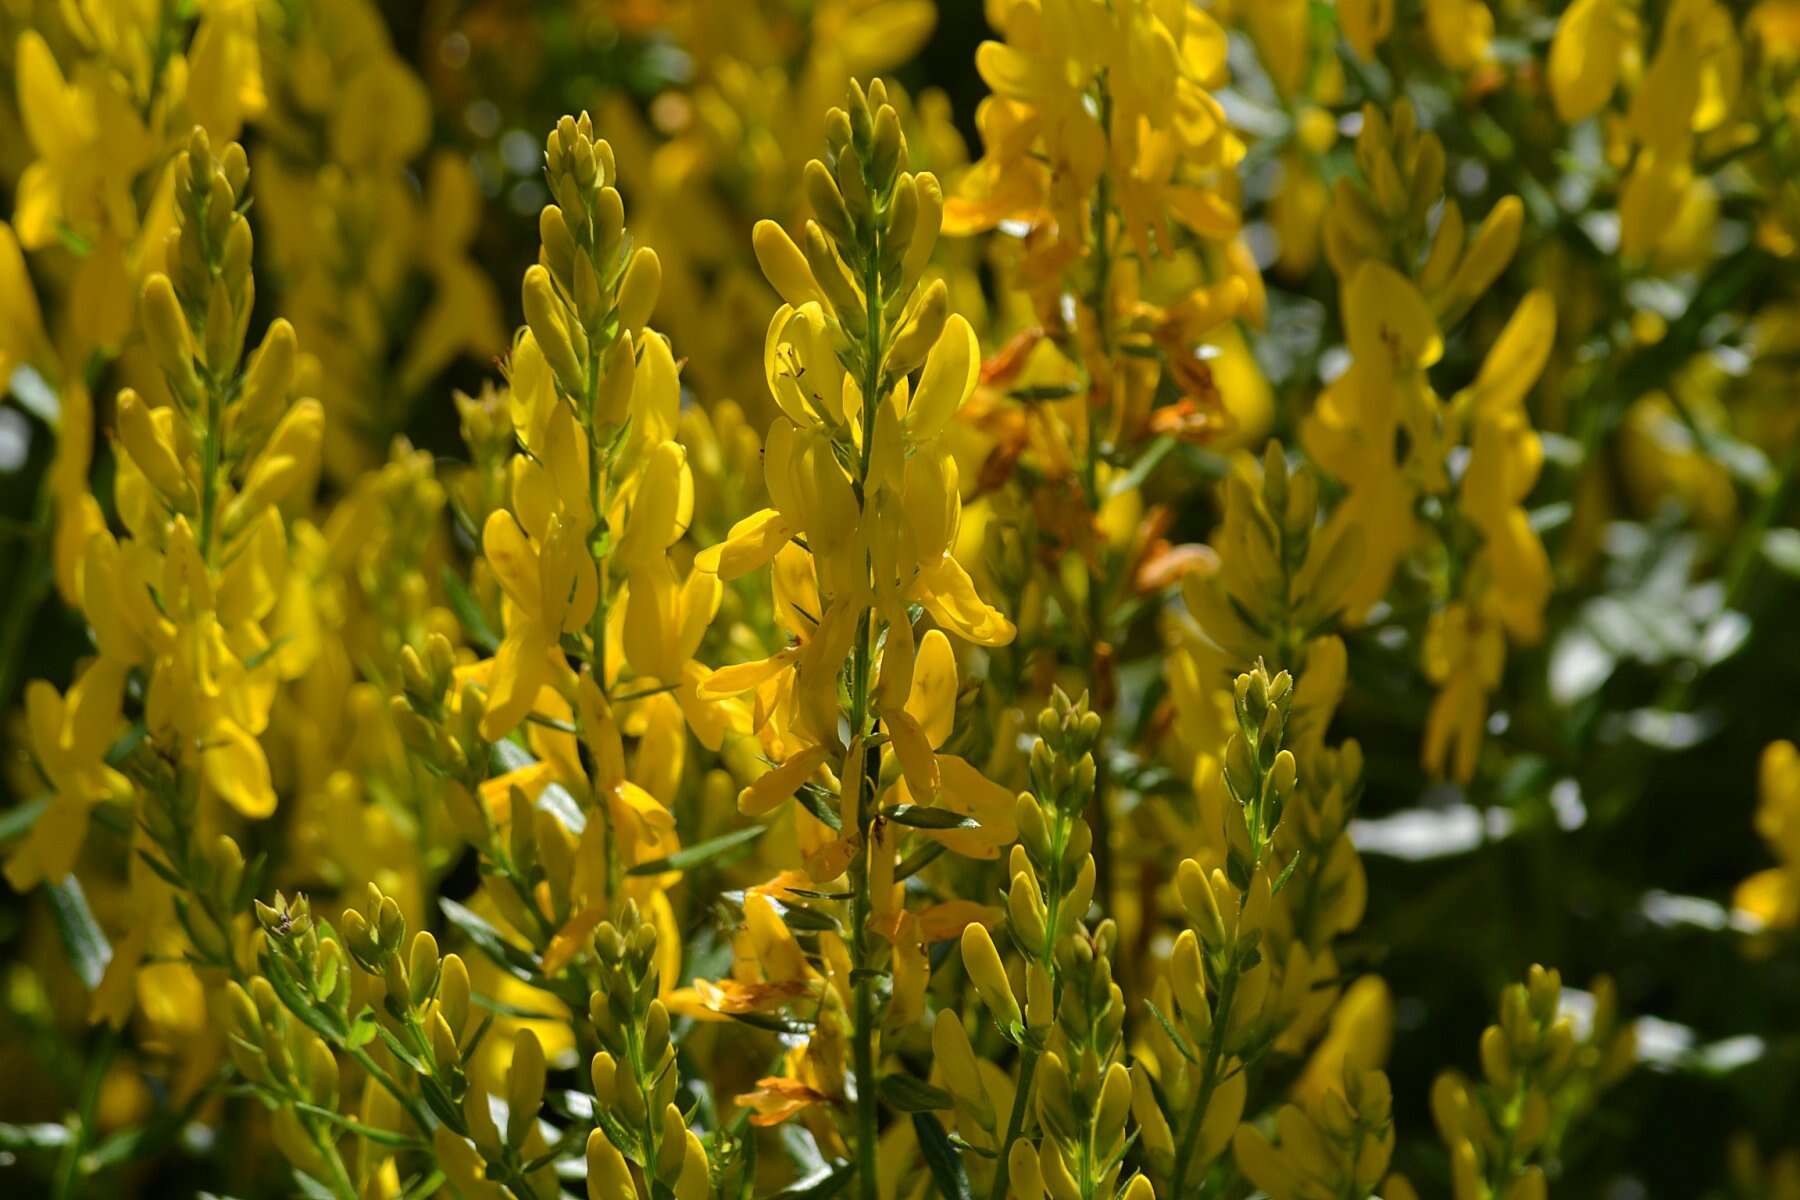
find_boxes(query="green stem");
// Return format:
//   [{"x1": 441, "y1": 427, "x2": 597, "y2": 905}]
[
  {"x1": 989, "y1": 768, "x2": 1078, "y2": 1199},
  {"x1": 198, "y1": 368, "x2": 224, "y2": 561},
  {"x1": 1167, "y1": 970, "x2": 1239, "y2": 1200},
  {"x1": 346, "y1": 1043, "x2": 436, "y2": 1138},
  {"x1": 1083, "y1": 76, "x2": 1116, "y2": 917},
  {"x1": 306, "y1": 1117, "x2": 359, "y2": 1200},
  {"x1": 849, "y1": 185, "x2": 888, "y2": 1200},
  {"x1": 0, "y1": 483, "x2": 53, "y2": 715},
  {"x1": 987, "y1": 1046, "x2": 1041, "y2": 1200},
  {"x1": 52, "y1": 1026, "x2": 117, "y2": 1200}
]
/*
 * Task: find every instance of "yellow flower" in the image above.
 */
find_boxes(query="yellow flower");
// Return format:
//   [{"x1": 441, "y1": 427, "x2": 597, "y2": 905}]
[{"x1": 3, "y1": 662, "x2": 131, "y2": 890}]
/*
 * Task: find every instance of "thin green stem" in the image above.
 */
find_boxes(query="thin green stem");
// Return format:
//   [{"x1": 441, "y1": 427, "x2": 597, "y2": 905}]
[
  {"x1": 306, "y1": 1118, "x2": 359, "y2": 1200},
  {"x1": 849, "y1": 180, "x2": 888, "y2": 1200},
  {"x1": 0, "y1": 483, "x2": 53, "y2": 716},
  {"x1": 987, "y1": 1046, "x2": 1041, "y2": 1200},
  {"x1": 989, "y1": 762, "x2": 1079, "y2": 1199},
  {"x1": 1167, "y1": 969, "x2": 1239, "y2": 1200},
  {"x1": 52, "y1": 1026, "x2": 117, "y2": 1200},
  {"x1": 345, "y1": 1043, "x2": 436, "y2": 1138}
]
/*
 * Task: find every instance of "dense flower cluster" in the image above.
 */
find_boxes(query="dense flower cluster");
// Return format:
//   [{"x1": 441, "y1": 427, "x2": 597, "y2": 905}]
[{"x1": 4, "y1": 1, "x2": 1800, "y2": 1198}]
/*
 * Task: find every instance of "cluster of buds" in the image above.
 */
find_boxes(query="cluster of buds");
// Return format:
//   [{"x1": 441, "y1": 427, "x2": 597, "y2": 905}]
[
  {"x1": 451, "y1": 381, "x2": 516, "y2": 527},
  {"x1": 392, "y1": 632, "x2": 491, "y2": 803},
  {"x1": 225, "y1": 971, "x2": 346, "y2": 1181},
  {"x1": 1138, "y1": 663, "x2": 1323, "y2": 1196},
  {"x1": 1430, "y1": 968, "x2": 1636, "y2": 1200},
  {"x1": 1224, "y1": 661, "x2": 1297, "y2": 871},
  {"x1": 131, "y1": 753, "x2": 254, "y2": 973},
  {"x1": 526, "y1": 112, "x2": 660, "y2": 408},
  {"x1": 1232, "y1": 1058, "x2": 1396, "y2": 1200},
  {"x1": 1179, "y1": 443, "x2": 1359, "y2": 672},
  {"x1": 440, "y1": 1027, "x2": 560, "y2": 1199},
  {"x1": 957, "y1": 692, "x2": 1151, "y2": 1199},
  {"x1": 1324, "y1": 99, "x2": 1520, "y2": 324},
  {"x1": 1022, "y1": 915, "x2": 1138, "y2": 1200},
  {"x1": 586, "y1": 901, "x2": 711, "y2": 1200},
  {"x1": 757, "y1": 77, "x2": 944, "y2": 386},
  {"x1": 129, "y1": 130, "x2": 319, "y2": 547}
]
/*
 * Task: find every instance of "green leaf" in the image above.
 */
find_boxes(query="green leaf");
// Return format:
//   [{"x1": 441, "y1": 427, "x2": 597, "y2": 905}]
[
  {"x1": 1142, "y1": 998, "x2": 1198, "y2": 1064},
  {"x1": 1108, "y1": 435, "x2": 1176, "y2": 498},
  {"x1": 439, "y1": 899, "x2": 540, "y2": 983},
  {"x1": 795, "y1": 782, "x2": 842, "y2": 832},
  {"x1": 102, "y1": 722, "x2": 147, "y2": 768},
  {"x1": 442, "y1": 566, "x2": 500, "y2": 653},
  {"x1": 0, "y1": 1122, "x2": 73, "y2": 1151},
  {"x1": 912, "y1": 1112, "x2": 973, "y2": 1200},
  {"x1": 767, "y1": 1159, "x2": 855, "y2": 1200},
  {"x1": 878, "y1": 1074, "x2": 954, "y2": 1113},
  {"x1": 292, "y1": 1102, "x2": 424, "y2": 1148},
  {"x1": 1271, "y1": 848, "x2": 1302, "y2": 897},
  {"x1": 726, "y1": 1011, "x2": 815, "y2": 1036},
  {"x1": 294, "y1": 1169, "x2": 339, "y2": 1200},
  {"x1": 345, "y1": 1007, "x2": 379, "y2": 1050},
  {"x1": 491, "y1": 739, "x2": 585, "y2": 833},
  {"x1": 241, "y1": 635, "x2": 292, "y2": 672},
  {"x1": 774, "y1": 903, "x2": 841, "y2": 934},
  {"x1": 471, "y1": 991, "x2": 562, "y2": 1020},
  {"x1": 258, "y1": 950, "x2": 350, "y2": 1043},
  {"x1": 0, "y1": 796, "x2": 49, "y2": 844},
  {"x1": 1008, "y1": 383, "x2": 1082, "y2": 403},
  {"x1": 628, "y1": 825, "x2": 765, "y2": 876},
  {"x1": 48, "y1": 876, "x2": 111, "y2": 990},
  {"x1": 399, "y1": 1167, "x2": 448, "y2": 1200},
  {"x1": 881, "y1": 804, "x2": 978, "y2": 831},
  {"x1": 894, "y1": 841, "x2": 946, "y2": 883}
]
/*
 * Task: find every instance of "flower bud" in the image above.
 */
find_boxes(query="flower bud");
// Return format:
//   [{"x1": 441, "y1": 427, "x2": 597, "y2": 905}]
[
  {"x1": 618, "y1": 247, "x2": 661, "y2": 332},
  {"x1": 962, "y1": 923, "x2": 1021, "y2": 1034},
  {"x1": 523, "y1": 265, "x2": 584, "y2": 395},
  {"x1": 587, "y1": 1128, "x2": 636, "y2": 1200}
]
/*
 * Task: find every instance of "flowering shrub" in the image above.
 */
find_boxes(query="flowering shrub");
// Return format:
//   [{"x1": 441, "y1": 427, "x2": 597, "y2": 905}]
[{"x1": 2, "y1": 1, "x2": 1798, "y2": 1197}]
